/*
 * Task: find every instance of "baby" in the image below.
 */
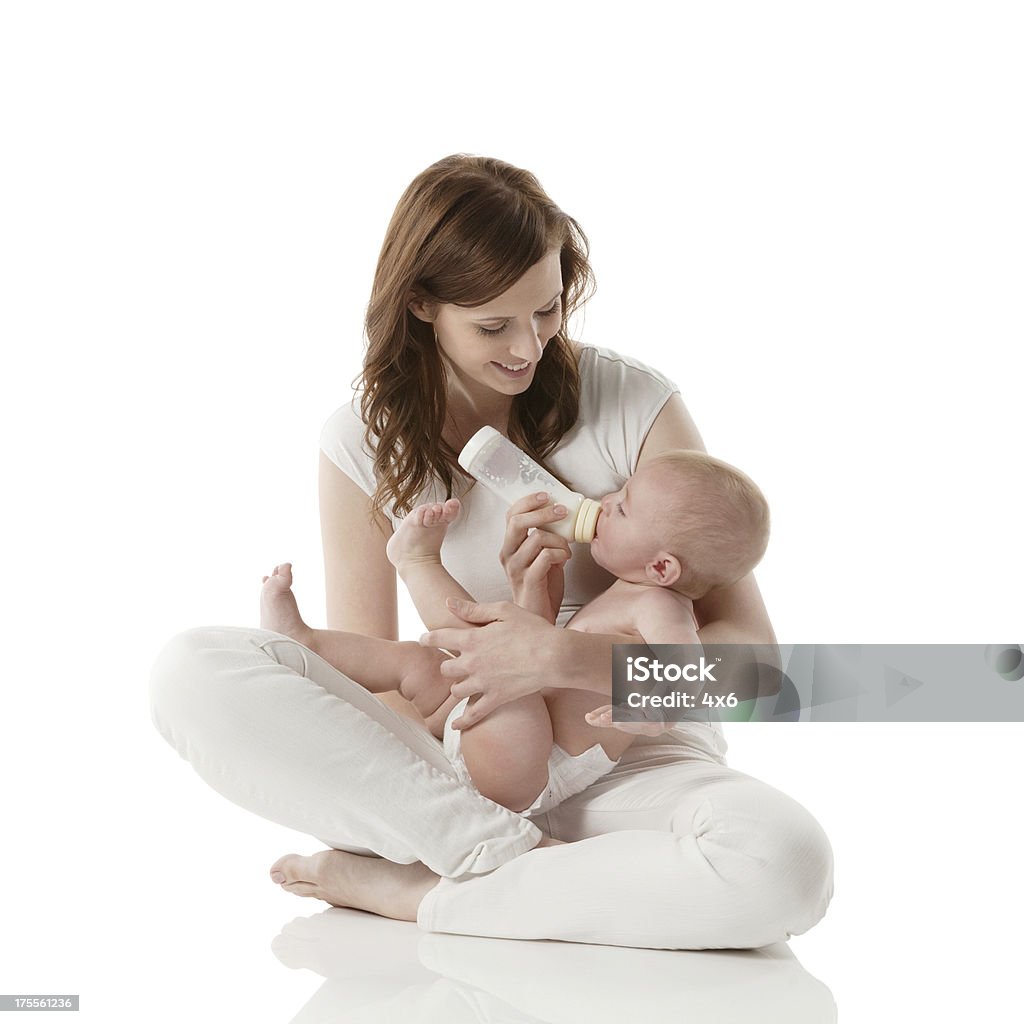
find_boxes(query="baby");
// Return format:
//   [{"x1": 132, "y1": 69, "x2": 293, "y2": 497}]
[{"x1": 260, "y1": 448, "x2": 769, "y2": 818}]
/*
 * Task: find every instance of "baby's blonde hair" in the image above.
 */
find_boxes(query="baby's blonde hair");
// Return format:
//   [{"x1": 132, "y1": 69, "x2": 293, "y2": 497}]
[{"x1": 642, "y1": 450, "x2": 770, "y2": 600}]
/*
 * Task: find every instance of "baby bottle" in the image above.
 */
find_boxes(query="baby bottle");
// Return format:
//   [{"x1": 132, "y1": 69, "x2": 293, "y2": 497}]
[{"x1": 458, "y1": 426, "x2": 602, "y2": 543}]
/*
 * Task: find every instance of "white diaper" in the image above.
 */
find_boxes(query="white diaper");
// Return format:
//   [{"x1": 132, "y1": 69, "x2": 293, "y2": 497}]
[{"x1": 443, "y1": 697, "x2": 619, "y2": 818}]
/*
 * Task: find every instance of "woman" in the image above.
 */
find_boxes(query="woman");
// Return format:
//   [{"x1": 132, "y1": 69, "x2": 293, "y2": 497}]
[{"x1": 150, "y1": 154, "x2": 834, "y2": 949}]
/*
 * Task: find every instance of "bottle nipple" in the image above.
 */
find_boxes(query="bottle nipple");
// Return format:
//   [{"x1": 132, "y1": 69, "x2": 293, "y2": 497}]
[{"x1": 574, "y1": 498, "x2": 602, "y2": 543}]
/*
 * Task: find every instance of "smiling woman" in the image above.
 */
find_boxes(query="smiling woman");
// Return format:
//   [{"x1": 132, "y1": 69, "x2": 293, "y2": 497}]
[
  {"x1": 409, "y1": 252, "x2": 564, "y2": 398},
  {"x1": 359, "y1": 155, "x2": 594, "y2": 521},
  {"x1": 150, "y1": 153, "x2": 835, "y2": 950}
]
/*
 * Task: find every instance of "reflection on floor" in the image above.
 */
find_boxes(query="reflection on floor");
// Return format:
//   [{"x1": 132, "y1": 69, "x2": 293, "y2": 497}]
[{"x1": 271, "y1": 908, "x2": 836, "y2": 1023}]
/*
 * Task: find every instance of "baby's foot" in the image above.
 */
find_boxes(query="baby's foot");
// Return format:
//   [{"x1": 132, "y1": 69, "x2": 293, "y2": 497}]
[
  {"x1": 260, "y1": 563, "x2": 315, "y2": 647},
  {"x1": 386, "y1": 499, "x2": 461, "y2": 573}
]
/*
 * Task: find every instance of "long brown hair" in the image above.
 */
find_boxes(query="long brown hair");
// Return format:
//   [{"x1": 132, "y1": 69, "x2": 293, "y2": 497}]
[{"x1": 358, "y1": 154, "x2": 595, "y2": 520}]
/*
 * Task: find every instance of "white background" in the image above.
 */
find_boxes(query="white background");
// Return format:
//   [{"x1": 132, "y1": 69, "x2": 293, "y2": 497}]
[{"x1": 1, "y1": 2, "x2": 1021, "y2": 1021}]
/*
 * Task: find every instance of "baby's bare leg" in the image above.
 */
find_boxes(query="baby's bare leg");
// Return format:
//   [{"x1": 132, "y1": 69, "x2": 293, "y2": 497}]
[
  {"x1": 387, "y1": 500, "x2": 477, "y2": 631},
  {"x1": 458, "y1": 693, "x2": 554, "y2": 813},
  {"x1": 260, "y1": 564, "x2": 451, "y2": 725}
]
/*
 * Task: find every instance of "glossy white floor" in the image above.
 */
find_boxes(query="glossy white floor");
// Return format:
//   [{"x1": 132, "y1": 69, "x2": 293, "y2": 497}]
[{"x1": 7, "y1": 718, "x2": 1018, "y2": 1022}]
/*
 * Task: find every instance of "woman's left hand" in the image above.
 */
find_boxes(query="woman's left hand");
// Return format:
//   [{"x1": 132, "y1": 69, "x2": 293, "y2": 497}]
[
  {"x1": 499, "y1": 492, "x2": 572, "y2": 623},
  {"x1": 418, "y1": 598, "x2": 560, "y2": 728}
]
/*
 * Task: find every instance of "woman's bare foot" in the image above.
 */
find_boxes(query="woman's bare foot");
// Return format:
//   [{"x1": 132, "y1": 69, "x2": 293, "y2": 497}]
[
  {"x1": 269, "y1": 850, "x2": 440, "y2": 921},
  {"x1": 260, "y1": 563, "x2": 315, "y2": 647},
  {"x1": 386, "y1": 499, "x2": 462, "y2": 573},
  {"x1": 269, "y1": 836, "x2": 565, "y2": 919}
]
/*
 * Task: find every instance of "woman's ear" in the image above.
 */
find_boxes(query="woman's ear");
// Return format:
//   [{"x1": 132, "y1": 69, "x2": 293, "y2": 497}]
[
  {"x1": 407, "y1": 293, "x2": 437, "y2": 323},
  {"x1": 645, "y1": 553, "x2": 682, "y2": 588}
]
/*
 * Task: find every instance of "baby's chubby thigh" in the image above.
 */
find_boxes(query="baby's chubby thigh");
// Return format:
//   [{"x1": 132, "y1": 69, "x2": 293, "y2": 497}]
[{"x1": 457, "y1": 693, "x2": 553, "y2": 814}]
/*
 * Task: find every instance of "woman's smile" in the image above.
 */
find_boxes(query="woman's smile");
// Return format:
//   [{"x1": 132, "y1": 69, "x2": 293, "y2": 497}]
[{"x1": 491, "y1": 359, "x2": 533, "y2": 379}]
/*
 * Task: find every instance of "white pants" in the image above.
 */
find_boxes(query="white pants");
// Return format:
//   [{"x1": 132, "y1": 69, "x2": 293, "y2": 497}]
[{"x1": 149, "y1": 626, "x2": 834, "y2": 949}]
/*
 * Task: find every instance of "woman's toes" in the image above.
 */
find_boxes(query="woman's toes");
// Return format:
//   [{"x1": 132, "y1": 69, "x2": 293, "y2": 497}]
[
  {"x1": 270, "y1": 853, "x2": 313, "y2": 886},
  {"x1": 282, "y1": 881, "x2": 321, "y2": 898}
]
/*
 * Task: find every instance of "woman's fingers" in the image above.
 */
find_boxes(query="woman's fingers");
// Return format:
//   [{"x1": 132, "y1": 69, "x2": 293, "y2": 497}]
[
  {"x1": 448, "y1": 679, "x2": 481, "y2": 700},
  {"x1": 439, "y1": 658, "x2": 468, "y2": 681},
  {"x1": 452, "y1": 698, "x2": 493, "y2": 730},
  {"x1": 499, "y1": 492, "x2": 570, "y2": 563},
  {"x1": 523, "y1": 547, "x2": 569, "y2": 580},
  {"x1": 503, "y1": 529, "x2": 571, "y2": 578}
]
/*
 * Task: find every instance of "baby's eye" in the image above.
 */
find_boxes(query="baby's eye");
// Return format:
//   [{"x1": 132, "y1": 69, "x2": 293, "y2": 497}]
[{"x1": 616, "y1": 501, "x2": 625, "y2": 516}]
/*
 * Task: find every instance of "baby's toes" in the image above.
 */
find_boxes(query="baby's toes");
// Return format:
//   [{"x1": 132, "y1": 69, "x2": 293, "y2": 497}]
[
  {"x1": 440, "y1": 498, "x2": 461, "y2": 525},
  {"x1": 411, "y1": 505, "x2": 436, "y2": 528}
]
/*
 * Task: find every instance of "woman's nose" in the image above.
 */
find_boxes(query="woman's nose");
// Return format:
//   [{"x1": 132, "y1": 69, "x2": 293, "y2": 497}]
[{"x1": 507, "y1": 322, "x2": 545, "y2": 362}]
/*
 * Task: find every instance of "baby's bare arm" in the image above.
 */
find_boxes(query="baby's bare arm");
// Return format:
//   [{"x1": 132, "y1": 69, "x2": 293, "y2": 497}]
[{"x1": 633, "y1": 589, "x2": 701, "y2": 646}]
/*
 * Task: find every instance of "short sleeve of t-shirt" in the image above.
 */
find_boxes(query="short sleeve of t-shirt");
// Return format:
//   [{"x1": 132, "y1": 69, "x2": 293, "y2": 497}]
[
  {"x1": 318, "y1": 399, "x2": 378, "y2": 499},
  {"x1": 571, "y1": 345, "x2": 680, "y2": 479}
]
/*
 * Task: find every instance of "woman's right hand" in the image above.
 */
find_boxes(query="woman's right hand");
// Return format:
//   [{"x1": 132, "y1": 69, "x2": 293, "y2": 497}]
[{"x1": 499, "y1": 492, "x2": 573, "y2": 624}]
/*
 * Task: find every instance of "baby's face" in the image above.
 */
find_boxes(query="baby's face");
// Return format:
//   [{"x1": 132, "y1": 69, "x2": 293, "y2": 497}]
[{"x1": 590, "y1": 465, "x2": 671, "y2": 581}]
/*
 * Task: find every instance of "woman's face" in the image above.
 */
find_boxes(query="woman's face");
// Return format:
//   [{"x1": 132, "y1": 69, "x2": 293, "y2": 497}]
[{"x1": 414, "y1": 250, "x2": 564, "y2": 404}]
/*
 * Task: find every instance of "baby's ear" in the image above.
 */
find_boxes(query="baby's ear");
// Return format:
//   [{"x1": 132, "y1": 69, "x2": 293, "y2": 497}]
[{"x1": 645, "y1": 553, "x2": 682, "y2": 588}]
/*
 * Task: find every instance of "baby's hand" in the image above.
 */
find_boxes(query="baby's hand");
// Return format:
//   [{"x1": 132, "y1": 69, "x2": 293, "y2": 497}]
[{"x1": 585, "y1": 705, "x2": 677, "y2": 736}]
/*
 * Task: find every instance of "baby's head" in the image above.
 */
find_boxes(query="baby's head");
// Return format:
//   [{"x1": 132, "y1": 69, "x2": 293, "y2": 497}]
[{"x1": 589, "y1": 450, "x2": 770, "y2": 600}]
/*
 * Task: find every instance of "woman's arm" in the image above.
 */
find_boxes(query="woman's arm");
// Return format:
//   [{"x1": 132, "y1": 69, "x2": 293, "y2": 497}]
[
  {"x1": 319, "y1": 452, "x2": 459, "y2": 729},
  {"x1": 320, "y1": 451, "x2": 398, "y2": 639}
]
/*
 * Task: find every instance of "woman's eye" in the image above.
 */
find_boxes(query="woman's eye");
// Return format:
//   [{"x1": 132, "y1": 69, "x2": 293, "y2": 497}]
[
  {"x1": 474, "y1": 302, "x2": 559, "y2": 336},
  {"x1": 475, "y1": 322, "x2": 509, "y2": 337}
]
